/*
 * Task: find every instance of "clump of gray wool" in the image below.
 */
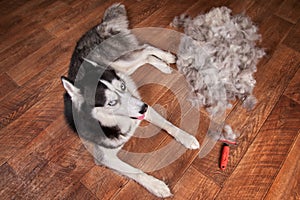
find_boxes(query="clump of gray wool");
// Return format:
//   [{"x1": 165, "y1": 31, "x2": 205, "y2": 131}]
[{"x1": 172, "y1": 7, "x2": 265, "y2": 117}]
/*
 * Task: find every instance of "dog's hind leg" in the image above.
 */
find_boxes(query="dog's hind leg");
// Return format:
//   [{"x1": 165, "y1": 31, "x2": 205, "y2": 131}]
[
  {"x1": 147, "y1": 55, "x2": 173, "y2": 74},
  {"x1": 94, "y1": 145, "x2": 172, "y2": 198},
  {"x1": 111, "y1": 45, "x2": 176, "y2": 75},
  {"x1": 145, "y1": 106, "x2": 199, "y2": 149},
  {"x1": 110, "y1": 52, "x2": 150, "y2": 75},
  {"x1": 143, "y1": 45, "x2": 176, "y2": 64}
]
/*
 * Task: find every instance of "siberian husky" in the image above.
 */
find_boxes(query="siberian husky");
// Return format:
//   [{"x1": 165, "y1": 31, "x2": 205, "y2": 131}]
[{"x1": 61, "y1": 3, "x2": 199, "y2": 198}]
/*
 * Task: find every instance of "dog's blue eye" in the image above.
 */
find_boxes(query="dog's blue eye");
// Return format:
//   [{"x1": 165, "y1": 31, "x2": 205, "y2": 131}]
[
  {"x1": 121, "y1": 82, "x2": 126, "y2": 90},
  {"x1": 108, "y1": 100, "x2": 118, "y2": 106}
]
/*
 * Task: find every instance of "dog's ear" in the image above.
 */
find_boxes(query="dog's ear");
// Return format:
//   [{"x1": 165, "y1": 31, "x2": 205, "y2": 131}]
[{"x1": 61, "y1": 77, "x2": 84, "y2": 109}]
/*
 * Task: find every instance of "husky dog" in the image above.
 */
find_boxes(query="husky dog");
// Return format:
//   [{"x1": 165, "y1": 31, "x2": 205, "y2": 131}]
[{"x1": 61, "y1": 4, "x2": 199, "y2": 198}]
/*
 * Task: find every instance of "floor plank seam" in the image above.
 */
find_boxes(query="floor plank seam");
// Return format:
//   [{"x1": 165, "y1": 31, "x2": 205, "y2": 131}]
[
  {"x1": 0, "y1": 73, "x2": 19, "y2": 102},
  {"x1": 43, "y1": 27, "x2": 59, "y2": 41},
  {"x1": 283, "y1": 67, "x2": 300, "y2": 104},
  {"x1": 190, "y1": 164, "x2": 222, "y2": 188},
  {"x1": 281, "y1": 65, "x2": 300, "y2": 103},
  {"x1": 281, "y1": 24, "x2": 298, "y2": 45},
  {"x1": 1, "y1": 112, "x2": 65, "y2": 165},
  {"x1": 214, "y1": 96, "x2": 284, "y2": 198},
  {"x1": 110, "y1": 179, "x2": 131, "y2": 200},
  {"x1": 284, "y1": 93, "x2": 300, "y2": 105},
  {"x1": 262, "y1": 129, "x2": 300, "y2": 200}
]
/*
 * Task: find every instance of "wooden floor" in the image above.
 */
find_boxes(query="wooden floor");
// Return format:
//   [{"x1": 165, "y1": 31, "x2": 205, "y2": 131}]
[{"x1": 1, "y1": 0, "x2": 299, "y2": 199}]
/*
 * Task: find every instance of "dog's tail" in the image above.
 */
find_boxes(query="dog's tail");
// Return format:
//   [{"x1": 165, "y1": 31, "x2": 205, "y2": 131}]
[
  {"x1": 103, "y1": 3, "x2": 128, "y2": 23},
  {"x1": 97, "y1": 3, "x2": 129, "y2": 36}
]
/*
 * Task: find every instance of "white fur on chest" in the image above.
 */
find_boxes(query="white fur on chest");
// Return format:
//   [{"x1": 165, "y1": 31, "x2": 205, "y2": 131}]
[{"x1": 91, "y1": 108, "x2": 141, "y2": 147}]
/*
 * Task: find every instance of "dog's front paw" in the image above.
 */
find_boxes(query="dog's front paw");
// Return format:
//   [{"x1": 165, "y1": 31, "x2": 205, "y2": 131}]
[
  {"x1": 161, "y1": 65, "x2": 173, "y2": 74},
  {"x1": 163, "y1": 52, "x2": 176, "y2": 64},
  {"x1": 176, "y1": 131, "x2": 200, "y2": 149},
  {"x1": 140, "y1": 175, "x2": 172, "y2": 198}
]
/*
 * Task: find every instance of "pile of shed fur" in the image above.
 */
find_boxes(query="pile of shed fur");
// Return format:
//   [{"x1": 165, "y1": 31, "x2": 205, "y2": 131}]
[{"x1": 172, "y1": 7, "x2": 265, "y2": 118}]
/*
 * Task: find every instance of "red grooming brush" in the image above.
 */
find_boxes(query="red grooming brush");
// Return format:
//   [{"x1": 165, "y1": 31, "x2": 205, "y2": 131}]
[{"x1": 220, "y1": 143, "x2": 230, "y2": 170}]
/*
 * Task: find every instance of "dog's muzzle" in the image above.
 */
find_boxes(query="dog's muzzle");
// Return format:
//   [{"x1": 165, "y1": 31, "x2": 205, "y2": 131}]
[
  {"x1": 139, "y1": 104, "x2": 148, "y2": 114},
  {"x1": 130, "y1": 103, "x2": 148, "y2": 120}
]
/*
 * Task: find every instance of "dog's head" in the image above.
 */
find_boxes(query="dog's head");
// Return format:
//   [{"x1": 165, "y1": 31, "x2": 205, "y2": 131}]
[{"x1": 62, "y1": 67, "x2": 148, "y2": 124}]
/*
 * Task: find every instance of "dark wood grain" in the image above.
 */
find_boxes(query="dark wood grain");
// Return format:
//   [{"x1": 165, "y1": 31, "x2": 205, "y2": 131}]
[
  {"x1": 0, "y1": 1, "x2": 299, "y2": 199},
  {"x1": 283, "y1": 20, "x2": 300, "y2": 52},
  {"x1": 172, "y1": 166, "x2": 220, "y2": 200},
  {"x1": 265, "y1": 132, "x2": 300, "y2": 200},
  {"x1": 284, "y1": 68, "x2": 300, "y2": 104},
  {"x1": 7, "y1": 115, "x2": 73, "y2": 177},
  {"x1": 0, "y1": 26, "x2": 81, "y2": 128},
  {"x1": 43, "y1": 0, "x2": 118, "y2": 37},
  {"x1": 0, "y1": 162, "x2": 24, "y2": 199},
  {"x1": 136, "y1": 0, "x2": 198, "y2": 28},
  {"x1": 0, "y1": 85, "x2": 64, "y2": 165},
  {"x1": 258, "y1": 15, "x2": 293, "y2": 61},
  {"x1": 64, "y1": 182, "x2": 99, "y2": 200},
  {"x1": 7, "y1": 32, "x2": 75, "y2": 86},
  {"x1": 224, "y1": 0, "x2": 254, "y2": 14},
  {"x1": 81, "y1": 166, "x2": 127, "y2": 199},
  {"x1": 192, "y1": 45, "x2": 300, "y2": 185},
  {"x1": 0, "y1": 73, "x2": 18, "y2": 101},
  {"x1": 275, "y1": 0, "x2": 300, "y2": 24},
  {"x1": 124, "y1": 0, "x2": 169, "y2": 27},
  {"x1": 9, "y1": 137, "x2": 94, "y2": 200},
  {"x1": 0, "y1": 74, "x2": 65, "y2": 130},
  {"x1": 0, "y1": 1, "x2": 69, "y2": 51},
  {"x1": 0, "y1": 28, "x2": 55, "y2": 74},
  {"x1": 37, "y1": 139, "x2": 94, "y2": 200},
  {"x1": 215, "y1": 96, "x2": 300, "y2": 199},
  {"x1": 0, "y1": 0, "x2": 28, "y2": 16},
  {"x1": 246, "y1": 0, "x2": 283, "y2": 24}
]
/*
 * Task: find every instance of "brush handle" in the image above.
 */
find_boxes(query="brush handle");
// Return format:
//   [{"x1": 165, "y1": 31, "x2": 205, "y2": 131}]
[{"x1": 220, "y1": 144, "x2": 229, "y2": 170}]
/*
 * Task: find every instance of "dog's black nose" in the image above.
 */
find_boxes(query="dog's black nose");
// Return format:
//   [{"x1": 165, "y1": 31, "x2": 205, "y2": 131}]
[{"x1": 139, "y1": 104, "x2": 148, "y2": 114}]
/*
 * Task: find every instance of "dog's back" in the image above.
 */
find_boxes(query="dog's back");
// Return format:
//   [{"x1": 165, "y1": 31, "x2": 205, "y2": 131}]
[
  {"x1": 64, "y1": 3, "x2": 133, "y2": 135},
  {"x1": 68, "y1": 3, "x2": 130, "y2": 81}
]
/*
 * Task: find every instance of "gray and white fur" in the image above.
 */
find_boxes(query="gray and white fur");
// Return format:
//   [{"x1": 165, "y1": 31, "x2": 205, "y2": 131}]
[
  {"x1": 61, "y1": 4, "x2": 199, "y2": 198},
  {"x1": 172, "y1": 7, "x2": 265, "y2": 138},
  {"x1": 172, "y1": 7, "x2": 265, "y2": 114}
]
